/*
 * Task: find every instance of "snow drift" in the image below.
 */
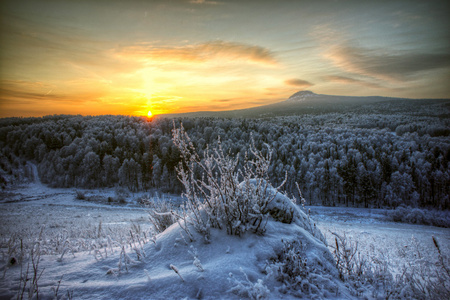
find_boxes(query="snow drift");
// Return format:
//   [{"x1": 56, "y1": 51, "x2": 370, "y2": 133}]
[{"x1": 126, "y1": 184, "x2": 348, "y2": 299}]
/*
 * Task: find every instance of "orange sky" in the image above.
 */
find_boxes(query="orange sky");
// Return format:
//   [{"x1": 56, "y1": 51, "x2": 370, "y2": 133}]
[{"x1": 1, "y1": 0, "x2": 449, "y2": 117}]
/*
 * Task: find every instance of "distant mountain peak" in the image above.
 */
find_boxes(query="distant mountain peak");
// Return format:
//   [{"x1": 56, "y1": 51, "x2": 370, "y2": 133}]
[{"x1": 287, "y1": 90, "x2": 318, "y2": 102}]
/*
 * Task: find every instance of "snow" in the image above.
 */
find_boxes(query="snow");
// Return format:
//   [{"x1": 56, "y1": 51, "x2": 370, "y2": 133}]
[
  {"x1": 1, "y1": 183, "x2": 449, "y2": 299},
  {"x1": 315, "y1": 210, "x2": 450, "y2": 277},
  {"x1": 286, "y1": 91, "x2": 318, "y2": 102}
]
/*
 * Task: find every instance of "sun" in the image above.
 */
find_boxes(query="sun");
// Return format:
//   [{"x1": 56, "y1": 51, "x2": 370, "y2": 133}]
[{"x1": 147, "y1": 110, "x2": 153, "y2": 117}]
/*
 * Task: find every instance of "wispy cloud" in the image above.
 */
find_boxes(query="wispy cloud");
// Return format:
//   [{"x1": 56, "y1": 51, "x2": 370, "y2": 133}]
[
  {"x1": 189, "y1": 0, "x2": 221, "y2": 4},
  {"x1": 117, "y1": 41, "x2": 278, "y2": 66},
  {"x1": 323, "y1": 75, "x2": 382, "y2": 89},
  {"x1": 324, "y1": 45, "x2": 450, "y2": 81},
  {"x1": 2, "y1": 12, "x2": 139, "y2": 81},
  {"x1": 213, "y1": 98, "x2": 232, "y2": 102},
  {"x1": 0, "y1": 88, "x2": 63, "y2": 103},
  {"x1": 208, "y1": 96, "x2": 273, "y2": 110},
  {"x1": 0, "y1": 79, "x2": 108, "y2": 107},
  {"x1": 284, "y1": 78, "x2": 314, "y2": 89},
  {"x1": 0, "y1": 80, "x2": 59, "y2": 103}
]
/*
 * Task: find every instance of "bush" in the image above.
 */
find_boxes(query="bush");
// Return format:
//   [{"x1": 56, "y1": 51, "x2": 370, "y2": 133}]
[
  {"x1": 114, "y1": 187, "x2": 129, "y2": 203},
  {"x1": 228, "y1": 268, "x2": 270, "y2": 299},
  {"x1": 268, "y1": 239, "x2": 339, "y2": 297},
  {"x1": 146, "y1": 196, "x2": 178, "y2": 234},
  {"x1": 389, "y1": 207, "x2": 450, "y2": 228},
  {"x1": 390, "y1": 206, "x2": 407, "y2": 222},
  {"x1": 273, "y1": 240, "x2": 309, "y2": 287},
  {"x1": 405, "y1": 208, "x2": 426, "y2": 224},
  {"x1": 75, "y1": 190, "x2": 85, "y2": 200},
  {"x1": 327, "y1": 231, "x2": 450, "y2": 299},
  {"x1": 172, "y1": 124, "x2": 285, "y2": 237}
]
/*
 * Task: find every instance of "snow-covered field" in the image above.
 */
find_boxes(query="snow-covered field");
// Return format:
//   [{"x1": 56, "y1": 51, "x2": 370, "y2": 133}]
[
  {"x1": 312, "y1": 206, "x2": 450, "y2": 277},
  {"x1": 1, "y1": 183, "x2": 449, "y2": 299}
]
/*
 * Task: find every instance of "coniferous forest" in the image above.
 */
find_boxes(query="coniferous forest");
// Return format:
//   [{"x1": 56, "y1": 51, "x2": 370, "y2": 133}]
[{"x1": 1, "y1": 102, "x2": 449, "y2": 210}]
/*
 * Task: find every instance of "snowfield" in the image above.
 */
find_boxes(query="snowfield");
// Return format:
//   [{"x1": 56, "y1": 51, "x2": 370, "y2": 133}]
[
  {"x1": 312, "y1": 206, "x2": 450, "y2": 277},
  {"x1": 1, "y1": 183, "x2": 449, "y2": 299}
]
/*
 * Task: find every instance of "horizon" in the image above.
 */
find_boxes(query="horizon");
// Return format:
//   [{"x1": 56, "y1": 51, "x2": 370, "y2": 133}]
[
  {"x1": 1, "y1": 0, "x2": 450, "y2": 118},
  {"x1": 2, "y1": 89, "x2": 449, "y2": 120}
]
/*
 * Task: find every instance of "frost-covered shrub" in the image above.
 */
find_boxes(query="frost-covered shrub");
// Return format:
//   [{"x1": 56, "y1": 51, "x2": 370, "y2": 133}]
[
  {"x1": 269, "y1": 239, "x2": 338, "y2": 297},
  {"x1": 326, "y1": 230, "x2": 450, "y2": 299},
  {"x1": 228, "y1": 268, "x2": 270, "y2": 299},
  {"x1": 16, "y1": 245, "x2": 44, "y2": 300},
  {"x1": 75, "y1": 190, "x2": 86, "y2": 200},
  {"x1": 330, "y1": 232, "x2": 359, "y2": 280},
  {"x1": 389, "y1": 206, "x2": 407, "y2": 222},
  {"x1": 389, "y1": 207, "x2": 450, "y2": 228},
  {"x1": 86, "y1": 195, "x2": 107, "y2": 203},
  {"x1": 397, "y1": 236, "x2": 450, "y2": 299},
  {"x1": 172, "y1": 124, "x2": 285, "y2": 237},
  {"x1": 405, "y1": 208, "x2": 426, "y2": 224},
  {"x1": 114, "y1": 187, "x2": 129, "y2": 203},
  {"x1": 273, "y1": 240, "x2": 309, "y2": 287},
  {"x1": 431, "y1": 211, "x2": 450, "y2": 228},
  {"x1": 146, "y1": 196, "x2": 177, "y2": 234},
  {"x1": 328, "y1": 231, "x2": 396, "y2": 298}
]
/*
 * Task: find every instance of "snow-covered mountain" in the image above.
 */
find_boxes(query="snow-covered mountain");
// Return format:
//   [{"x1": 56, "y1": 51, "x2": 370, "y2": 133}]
[{"x1": 285, "y1": 90, "x2": 319, "y2": 102}]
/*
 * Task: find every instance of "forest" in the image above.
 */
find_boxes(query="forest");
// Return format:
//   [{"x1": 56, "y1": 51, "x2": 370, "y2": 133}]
[{"x1": 0, "y1": 105, "x2": 449, "y2": 210}]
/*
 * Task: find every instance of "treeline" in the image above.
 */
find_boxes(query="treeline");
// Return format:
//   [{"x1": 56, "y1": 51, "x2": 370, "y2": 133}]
[{"x1": 0, "y1": 111, "x2": 449, "y2": 209}]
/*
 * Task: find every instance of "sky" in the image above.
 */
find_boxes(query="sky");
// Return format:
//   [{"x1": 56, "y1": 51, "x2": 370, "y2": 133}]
[{"x1": 1, "y1": 0, "x2": 449, "y2": 117}]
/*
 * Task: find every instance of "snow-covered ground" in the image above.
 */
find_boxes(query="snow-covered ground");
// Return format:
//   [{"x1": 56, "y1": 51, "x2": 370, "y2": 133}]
[
  {"x1": 0, "y1": 183, "x2": 151, "y2": 240},
  {"x1": 311, "y1": 206, "x2": 450, "y2": 277},
  {"x1": 1, "y1": 183, "x2": 449, "y2": 299}
]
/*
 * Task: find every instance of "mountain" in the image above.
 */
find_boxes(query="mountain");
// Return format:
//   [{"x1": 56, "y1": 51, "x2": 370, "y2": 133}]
[
  {"x1": 158, "y1": 91, "x2": 449, "y2": 118},
  {"x1": 285, "y1": 90, "x2": 319, "y2": 102}
]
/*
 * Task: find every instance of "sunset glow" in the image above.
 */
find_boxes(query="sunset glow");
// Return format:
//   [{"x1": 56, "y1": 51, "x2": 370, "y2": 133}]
[{"x1": 1, "y1": 0, "x2": 449, "y2": 117}]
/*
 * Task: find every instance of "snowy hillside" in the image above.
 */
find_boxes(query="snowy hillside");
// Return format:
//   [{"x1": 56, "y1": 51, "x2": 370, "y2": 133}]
[
  {"x1": 136, "y1": 192, "x2": 345, "y2": 299},
  {"x1": 285, "y1": 90, "x2": 319, "y2": 102},
  {"x1": 0, "y1": 184, "x2": 352, "y2": 299}
]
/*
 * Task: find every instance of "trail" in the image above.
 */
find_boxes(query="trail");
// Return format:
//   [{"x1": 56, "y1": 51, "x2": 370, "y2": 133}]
[{"x1": 26, "y1": 161, "x2": 42, "y2": 185}]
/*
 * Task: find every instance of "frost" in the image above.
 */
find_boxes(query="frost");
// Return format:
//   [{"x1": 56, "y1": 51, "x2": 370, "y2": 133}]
[{"x1": 228, "y1": 268, "x2": 270, "y2": 299}]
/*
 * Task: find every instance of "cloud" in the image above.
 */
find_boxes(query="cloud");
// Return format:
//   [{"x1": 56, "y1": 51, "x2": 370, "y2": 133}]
[
  {"x1": 209, "y1": 96, "x2": 273, "y2": 109},
  {"x1": 0, "y1": 88, "x2": 63, "y2": 103},
  {"x1": 323, "y1": 75, "x2": 383, "y2": 88},
  {"x1": 1, "y1": 11, "x2": 139, "y2": 79},
  {"x1": 213, "y1": 98, "x2": 233, "y2": 102},
  {"x1": 118, "y1": 41, "x2": 278, "y2": 66},
  {"x1": 325, "y1": 45, "x2": 450, "y2": 81},
  {"x1": 0, "y1": 79, "x2": 107, "y2": 106},
  {"x1": 189, "y1": 0, "x2": 221, "y2": 4},
  {"x1": 284, "y1": 78, "x2": 314, "y2": 88},
  {"x1": 0, "y1": 80, "x2": 58, "y2": 103}
]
